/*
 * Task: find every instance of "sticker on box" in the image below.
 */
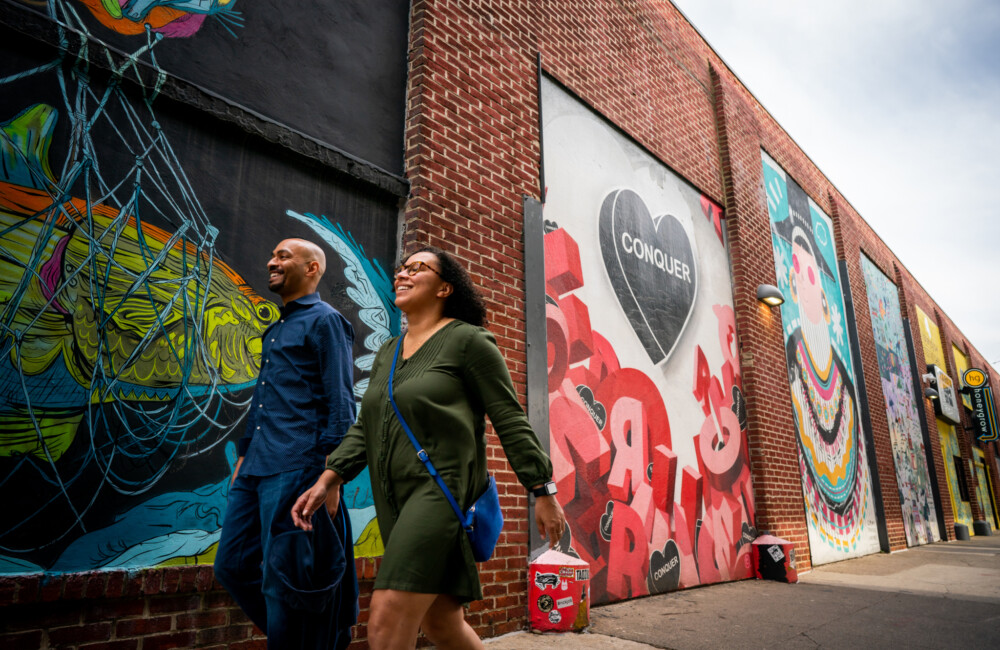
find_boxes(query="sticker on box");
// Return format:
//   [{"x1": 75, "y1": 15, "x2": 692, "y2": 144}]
[{"x1": 534, "y1": 573, "x2": 560, "y2": 590}]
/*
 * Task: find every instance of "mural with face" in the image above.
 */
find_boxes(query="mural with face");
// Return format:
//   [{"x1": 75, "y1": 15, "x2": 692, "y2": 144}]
[{"x1": 762, "y1": 151, "x2": 881, "y2": 564}]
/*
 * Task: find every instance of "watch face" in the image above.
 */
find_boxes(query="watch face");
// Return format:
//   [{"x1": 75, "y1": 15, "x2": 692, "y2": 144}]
[{"x1": 535, "y1": 482, "x2": 556, "y2": 496}]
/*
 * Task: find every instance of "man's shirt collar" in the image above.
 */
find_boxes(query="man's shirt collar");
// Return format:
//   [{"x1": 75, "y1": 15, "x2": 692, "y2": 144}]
[{"x1": 280, "y1": 291, "x2": 321, "y2": 317}]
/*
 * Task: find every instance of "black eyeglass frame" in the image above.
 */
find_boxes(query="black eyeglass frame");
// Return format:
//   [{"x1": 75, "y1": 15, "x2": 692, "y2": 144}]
[{"x1": 395, "y1": 260, "x2": 443, "y2": 278}]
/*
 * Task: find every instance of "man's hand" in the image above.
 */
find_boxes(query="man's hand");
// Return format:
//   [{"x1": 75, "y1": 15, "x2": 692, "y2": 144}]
[
  {"x1": 230, "y1": 457, "x2": 244, "y2": 487},
  {"x1": 291, "y1": 469, "x2": 343, "y2": 531},
  {"x1": 535, "y1": 494, "x2": 567, "y2": 549}
]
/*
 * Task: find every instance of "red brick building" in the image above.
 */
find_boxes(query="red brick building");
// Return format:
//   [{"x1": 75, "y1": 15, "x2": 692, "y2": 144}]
[{"x1": 2, "y1": 1, "x2": 998, "y2": 647}]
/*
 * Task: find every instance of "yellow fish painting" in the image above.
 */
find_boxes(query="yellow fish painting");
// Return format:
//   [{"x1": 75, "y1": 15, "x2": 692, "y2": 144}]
[{"x1": 0, "y1": 103, "x2": 279, "y2": 463}]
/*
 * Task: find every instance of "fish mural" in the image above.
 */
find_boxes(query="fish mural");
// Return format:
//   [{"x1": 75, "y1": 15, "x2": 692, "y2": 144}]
[
  {"x1": 0, "y1": 98, "x2": 397, "y2": 571},
  {"x1": 1, "y1": 103, "x2": 278, "y2": 463},
  {"x1": 2, "y1": 0, "x2": 401, "y2": 573},
  {"x1": 0, "y1": 102, "x2": 279, "y2": 572}
]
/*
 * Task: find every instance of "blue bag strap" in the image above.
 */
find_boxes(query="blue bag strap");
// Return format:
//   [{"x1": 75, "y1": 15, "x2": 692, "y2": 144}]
[{"x1": 388, "y1": 337, "x2": 474, "y2": 531}]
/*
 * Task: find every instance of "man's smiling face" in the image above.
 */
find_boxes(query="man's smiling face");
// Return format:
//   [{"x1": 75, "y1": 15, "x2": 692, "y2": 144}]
[{"x1": 267, "y1": 240, "x2": 311, "y2": 302}]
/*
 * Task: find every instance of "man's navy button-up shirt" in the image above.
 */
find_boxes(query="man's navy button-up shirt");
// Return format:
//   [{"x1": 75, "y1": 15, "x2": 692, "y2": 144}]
[{"x1": 237, "y1": 292, "x2": 356, "y2": 476}]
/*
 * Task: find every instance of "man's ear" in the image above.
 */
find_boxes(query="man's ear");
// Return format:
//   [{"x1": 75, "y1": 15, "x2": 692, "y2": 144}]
[{"x1": 305, "y1": 260, "x2": 321, "y2": 278}]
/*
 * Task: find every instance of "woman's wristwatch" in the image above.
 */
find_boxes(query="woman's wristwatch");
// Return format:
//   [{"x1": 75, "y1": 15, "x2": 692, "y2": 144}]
[{"x1": 531, "y1": 481, "x2": 557, "y2": 497}]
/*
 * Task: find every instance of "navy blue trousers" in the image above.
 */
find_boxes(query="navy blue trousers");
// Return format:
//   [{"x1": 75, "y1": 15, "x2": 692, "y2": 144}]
[{"x1": 214, "y1": 466, "x2": 358, "y2": 650}]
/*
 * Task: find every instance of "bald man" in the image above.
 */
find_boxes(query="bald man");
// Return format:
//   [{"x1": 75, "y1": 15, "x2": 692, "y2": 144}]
[{"x1": 215, "y1": 239, "x2": 358, "y2": 649}]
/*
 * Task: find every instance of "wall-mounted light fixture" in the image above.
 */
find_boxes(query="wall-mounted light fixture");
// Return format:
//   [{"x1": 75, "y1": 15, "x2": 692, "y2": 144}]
[
  {"x1": 757, "y1": 284, "x2": 784, "y2": 307},
  {"x1": 921, "y1": 370, "x2": 940, "y2": 401}
]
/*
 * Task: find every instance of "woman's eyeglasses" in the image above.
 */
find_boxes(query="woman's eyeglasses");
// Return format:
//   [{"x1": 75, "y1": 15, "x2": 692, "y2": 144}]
[{"x1": 395, "y1": 260, "x2": 442, "y2": 278}]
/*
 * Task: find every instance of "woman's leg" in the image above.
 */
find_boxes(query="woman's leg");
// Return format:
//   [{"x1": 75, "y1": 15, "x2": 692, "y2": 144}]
[
  {"x1": 368, "y1": 590, "x2": 483, "y2": 649},
  {"x1": 368, "y1": 589, "x2": 437, "y2": 649},
  {"x1": 420, "y1": 594, "x2": 483, "y2": 650}
]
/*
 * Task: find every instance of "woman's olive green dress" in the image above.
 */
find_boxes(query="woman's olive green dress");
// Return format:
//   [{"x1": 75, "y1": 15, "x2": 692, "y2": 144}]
[{"x1": 326, "y1": 320, "x2": 553, "y2": 602}]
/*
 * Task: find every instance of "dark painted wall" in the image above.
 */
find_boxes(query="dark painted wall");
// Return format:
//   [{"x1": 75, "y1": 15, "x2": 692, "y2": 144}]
[
  {"x1": 12, "y1": 0, "x2": 410, "y2": 174},
  {"x1": 0, "y1": 8, "x2": 400, "y2": 573}
]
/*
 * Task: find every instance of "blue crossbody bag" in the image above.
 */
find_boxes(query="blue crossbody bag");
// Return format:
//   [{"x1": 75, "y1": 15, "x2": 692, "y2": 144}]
[{"x1": 388, "y1": 336, "x2": 504, "y2": 562}]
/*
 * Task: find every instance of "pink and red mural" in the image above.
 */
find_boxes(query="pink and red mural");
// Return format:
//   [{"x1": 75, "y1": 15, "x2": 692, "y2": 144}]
[{"x1": 539, "y1": 77, "x2": 756, "y2": 604}]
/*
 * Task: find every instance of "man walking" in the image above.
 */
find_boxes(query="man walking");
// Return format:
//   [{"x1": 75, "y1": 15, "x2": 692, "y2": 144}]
[{"x1": 214, "y1": 238, "x2": 358, "y2": 649}]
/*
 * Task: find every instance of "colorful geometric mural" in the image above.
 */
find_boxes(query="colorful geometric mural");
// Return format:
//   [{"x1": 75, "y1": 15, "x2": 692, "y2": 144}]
[
  {"x1": 539, "y1": 78, "x2": 756, "y2": 605},
  {"x1": 0, "y1": 2, "x2": 397, "y2": 574},
  {"x1": 761, "y1": 151, "x2": 880, "y2": 564},
  {"x1": 859, "y1": 255, "x2": 939, "y2": 545}
]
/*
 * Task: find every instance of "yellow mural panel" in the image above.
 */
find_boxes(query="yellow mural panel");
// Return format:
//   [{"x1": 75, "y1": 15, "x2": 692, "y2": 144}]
[
  {"x1": 974, "y1": 448, "x2": 996, "y2": 531},
  {"x1": 915, "y1": 306, "x2": 946, "y2": 369},
  {"x1": 938, "y1": 419, "x2": 973, "y2": 528},
  {"x1": 952, "y1": 346, "x2": 972, "y2": 409}
]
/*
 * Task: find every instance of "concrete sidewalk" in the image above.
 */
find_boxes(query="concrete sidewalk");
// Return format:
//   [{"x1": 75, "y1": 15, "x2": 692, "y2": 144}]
[{"x1": 485, "y1": 534, "x2": 1000, "y2": 649}]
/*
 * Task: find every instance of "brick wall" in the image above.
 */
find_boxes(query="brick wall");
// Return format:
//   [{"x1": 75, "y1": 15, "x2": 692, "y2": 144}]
[
  {"x1": 834, "y1": 196, "x2": 908, "y2": 550},
  {"x1": 3, "y1": 0, "x2": 999, "y2": 646},
  {"x1": 0, "y1": 567, "x2": 259, "y2": 650}
]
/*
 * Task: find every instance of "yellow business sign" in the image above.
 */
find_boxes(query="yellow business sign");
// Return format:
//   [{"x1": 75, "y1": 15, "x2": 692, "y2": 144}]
[
  {"x1": 964, "y1": 368, "x2": 997, "y2": 442},
  {"x1": 964, "y1": 368, "x2": 987, "y2": 389}
]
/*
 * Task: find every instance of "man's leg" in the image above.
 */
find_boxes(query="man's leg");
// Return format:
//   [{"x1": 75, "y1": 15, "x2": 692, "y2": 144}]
[
  {"x1": 213, "y1": 474, "x2": 267, "y2": 631},
  {"x1": 259, "y1": 466, "x2": 346, "y2": 649}
]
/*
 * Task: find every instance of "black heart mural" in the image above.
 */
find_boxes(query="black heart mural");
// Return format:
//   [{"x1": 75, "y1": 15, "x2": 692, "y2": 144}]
[
  {"x1": 599, "y1": 189, "x2": 697, "y2": 365},
  {"x1": 575, "y1": 384, "x2": 607, "y2": 430},
  {"x1": 646, "y1": 539, "x2": 681, "y2": 594},
  {"x1": 731, "y1": 385, "x2": 747, "y2": 430},
  {"x1": 599, "y1": 501, "x2": 614, "y2": 542},
  {"x1": 736, "y1": 521, "x2": 758, "y2": 551}
]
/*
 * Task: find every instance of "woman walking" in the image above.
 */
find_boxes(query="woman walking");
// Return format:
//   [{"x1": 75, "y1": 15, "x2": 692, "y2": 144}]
[{"x1": 292, "y1": 246, "x2": 566, "y2": 649}]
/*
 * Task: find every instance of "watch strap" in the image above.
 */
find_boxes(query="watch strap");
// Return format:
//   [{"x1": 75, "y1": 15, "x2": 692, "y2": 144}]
[{"x1": 531, "y1": 481, "x2": 557, "y2": 497}]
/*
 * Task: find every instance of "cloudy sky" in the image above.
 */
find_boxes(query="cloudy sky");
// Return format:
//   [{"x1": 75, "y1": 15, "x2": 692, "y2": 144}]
[{"x1": 670, "y1": 0, "x2": 1000, "y2": 375}]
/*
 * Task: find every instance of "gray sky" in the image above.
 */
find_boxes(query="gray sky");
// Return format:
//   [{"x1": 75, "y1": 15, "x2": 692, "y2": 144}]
[{"x1": 670, "y1": 0, "x2": 1000, "y2": 376}]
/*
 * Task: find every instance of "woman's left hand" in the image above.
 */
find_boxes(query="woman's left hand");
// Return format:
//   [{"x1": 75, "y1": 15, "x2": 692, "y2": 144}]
[{"x1": 535, "y1": 494, "x2": 567, "y2": 548}]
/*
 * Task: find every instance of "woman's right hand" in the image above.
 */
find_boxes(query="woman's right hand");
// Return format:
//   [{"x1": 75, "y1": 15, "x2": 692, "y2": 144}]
[{"x1": 291, "y1": 469, "x2": 343, "y2": 531}]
